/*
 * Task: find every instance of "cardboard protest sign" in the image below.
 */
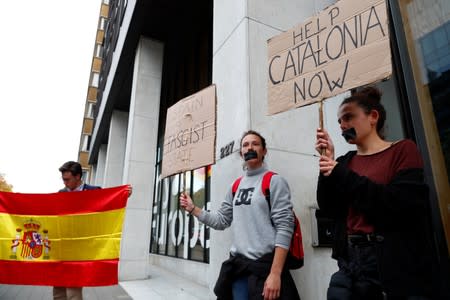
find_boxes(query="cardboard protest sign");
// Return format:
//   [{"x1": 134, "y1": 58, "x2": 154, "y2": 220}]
[
  {"x1": 161, "y1": 85, "x2": 216, "y2": 178},
  {"x1": 267, "y1": 0, "x2": 391, "y2": 115}
]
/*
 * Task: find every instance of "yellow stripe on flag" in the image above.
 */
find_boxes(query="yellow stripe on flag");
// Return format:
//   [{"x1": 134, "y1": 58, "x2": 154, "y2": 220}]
[{"x1": 0, "y1": 209, "x2": 125, "y2": 261}]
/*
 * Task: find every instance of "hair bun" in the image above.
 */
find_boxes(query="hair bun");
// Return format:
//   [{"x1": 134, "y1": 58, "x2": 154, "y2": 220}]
[{"x1": 360, "y1": 86, "x2": 382, "y2": 103}]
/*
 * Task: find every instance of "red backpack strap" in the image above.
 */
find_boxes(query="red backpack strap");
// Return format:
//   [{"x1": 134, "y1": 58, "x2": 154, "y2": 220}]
[
  {"x1": 261, "y1": 171, "x2": 276, "y2": 208},
  {"x1": 231, "y1": 176, "x2": 243, "y2": 197}
]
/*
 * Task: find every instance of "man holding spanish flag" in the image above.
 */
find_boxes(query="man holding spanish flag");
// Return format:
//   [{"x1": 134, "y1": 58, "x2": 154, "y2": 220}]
[
  {"x1": 54, "y1": 161, "x2": 101, "y2": 300},
  {"x1": 0, "y1": 161, "x2": 132, "y2": 300}
]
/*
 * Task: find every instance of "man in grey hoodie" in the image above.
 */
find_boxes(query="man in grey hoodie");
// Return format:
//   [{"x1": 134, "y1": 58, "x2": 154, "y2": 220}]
[{"x1": 180, "y1": 130, "x2": 300, "y2": 300}]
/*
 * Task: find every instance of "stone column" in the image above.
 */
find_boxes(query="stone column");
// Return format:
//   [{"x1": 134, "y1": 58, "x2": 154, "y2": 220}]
[
  {"x1": 103, "y1": 111, "x2": 128, "y2": 188},
  {"x1": 93, "y1": 144, "x2": 107, "y2": 187},
  {"x1": 119, "y1": 37, "x2": 164, "y2": 280}
]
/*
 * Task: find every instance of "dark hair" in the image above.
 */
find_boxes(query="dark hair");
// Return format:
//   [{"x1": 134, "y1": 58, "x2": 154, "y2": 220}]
[
  {"x1": 341, "y1": 86, "x2": 386, "y2": 138},
  {"x1": 59, "y1": 161, "x2": 82, "y2": 177},
  {"x1": 240, "y1": 130, "x2": 267, "y2": 149}
]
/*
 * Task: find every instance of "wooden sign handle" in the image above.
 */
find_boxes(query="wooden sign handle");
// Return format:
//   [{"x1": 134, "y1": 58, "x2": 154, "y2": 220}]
[
  {"x1": 319, "y1": 101, "x2": 325, "y2": 155},
  {"x1": 319, "y1": 101, "x2": 324, "y2": 130}
]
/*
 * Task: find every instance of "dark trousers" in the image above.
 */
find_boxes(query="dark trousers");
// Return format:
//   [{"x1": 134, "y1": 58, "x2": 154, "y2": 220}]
[
  {"x1": 328, "y1": 242, "x2": 383, "y2": 300},
  {"x1": 327, "y1": 242, "x2": 432, "y2": 300}
]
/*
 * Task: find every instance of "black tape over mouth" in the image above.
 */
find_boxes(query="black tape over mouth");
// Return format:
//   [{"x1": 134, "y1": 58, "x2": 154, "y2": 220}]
[
  {"x1": 244, "y1": 150, "x2": 258, "y2": 161},
  {"x1": 342, "y1": 128, "x2": 357, "y2": 142}
]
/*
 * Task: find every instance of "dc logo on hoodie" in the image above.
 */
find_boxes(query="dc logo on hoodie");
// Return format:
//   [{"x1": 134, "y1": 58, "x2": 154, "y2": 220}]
[{"x1": 235, "y1": 188, "x2": 254, "y2": 206}]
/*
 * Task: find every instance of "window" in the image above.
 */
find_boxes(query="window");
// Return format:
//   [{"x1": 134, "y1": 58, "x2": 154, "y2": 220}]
[
  {"x1": 81, "y1": 134, "x2": 90, "y2": 152},
  {"x1": 86, "y1": 102, "x2": 94, "y2": 119},
  {"x1": 419, "y1": 22, "x2": 450, "y2": 82},
  {"x1": 400, "y1": 0, "x2": 450, "y2": 178},
  {"x1": 148, "y1": 0, "x2": 213, "y2": 263},
  {"x1": 99, "y1": 17, "x2": 106, "y2": 31},
  {"x1": 91, "y1": 73, "x2": 99, "y2": 88},
  {"x1": 392, "y1": 0, "x2": 450, "y2": 259},
  {"x1": 95, "y1": 44, "x2": 103, "y2": 59},
  {"x1": 397, "y1": 0, "x2": 450, "y2": 182},
  {"x1": 150, "y1": 156, "x2": 210, "y2": 262}
]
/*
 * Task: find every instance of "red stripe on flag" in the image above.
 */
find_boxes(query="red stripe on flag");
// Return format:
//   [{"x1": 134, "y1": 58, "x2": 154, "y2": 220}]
[
  {"x1": 0, "y1": 259, "x2": 119, "y2": 286},
  {"x1": 0, "y1": 185, "x2": 128, "y2": 215}
]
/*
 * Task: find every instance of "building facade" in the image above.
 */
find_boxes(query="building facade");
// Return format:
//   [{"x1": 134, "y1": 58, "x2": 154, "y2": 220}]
[{"x1": 78, "y1": 0, "x2": 450, "y2": 298}]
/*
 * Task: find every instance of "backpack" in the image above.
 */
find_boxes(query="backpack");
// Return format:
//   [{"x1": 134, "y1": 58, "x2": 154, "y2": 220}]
[{"x1": 232, "y1": 171, "x2": 304, "y2": 269}]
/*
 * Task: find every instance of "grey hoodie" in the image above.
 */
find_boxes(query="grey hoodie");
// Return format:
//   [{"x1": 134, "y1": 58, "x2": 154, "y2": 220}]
[{"x1": 198, "y1": 166, "x2": 294, "y2": 260}]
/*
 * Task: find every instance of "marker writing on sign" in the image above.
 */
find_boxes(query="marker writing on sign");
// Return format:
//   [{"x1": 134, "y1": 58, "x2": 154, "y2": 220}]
[{"x1": 165, "y1": 121, "x2": 208, "y2": 153}]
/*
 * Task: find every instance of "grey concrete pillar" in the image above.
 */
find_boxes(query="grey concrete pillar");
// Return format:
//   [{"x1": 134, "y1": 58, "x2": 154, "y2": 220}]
[
  {"x1": 94, "y1": 144, "x2": 107, "y2": 187},
  {"x1": 104, "y1": 111, "x2": 128, "y2": 188},
  {"x1": 119, "y1": 37, "x2": 164, "y2": 280}
]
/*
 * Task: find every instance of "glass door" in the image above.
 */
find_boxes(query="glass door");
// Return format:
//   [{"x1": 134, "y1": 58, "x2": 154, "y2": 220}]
[{"x1": 395, "y1": 0, "x2": 450, "y2": 251}]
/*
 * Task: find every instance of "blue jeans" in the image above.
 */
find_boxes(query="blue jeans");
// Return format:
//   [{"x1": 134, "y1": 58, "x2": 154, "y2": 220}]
[{"x1": 232, "y1": 276, "x2": 249, "y2": 300}]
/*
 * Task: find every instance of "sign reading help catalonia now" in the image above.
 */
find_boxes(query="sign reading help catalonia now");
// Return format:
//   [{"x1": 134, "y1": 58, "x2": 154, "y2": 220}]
[
  {"x1": 0, "y1": 185, "x2": 129, "y2": 287},
  {"x1": 267, "y1": 0, "x2": 392, "y2": 115}
]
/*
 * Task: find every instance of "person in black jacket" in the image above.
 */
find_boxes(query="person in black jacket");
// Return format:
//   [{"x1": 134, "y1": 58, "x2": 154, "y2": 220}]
[{"x1": 315, "y1": 86, "x2": 435, "y2": 299}]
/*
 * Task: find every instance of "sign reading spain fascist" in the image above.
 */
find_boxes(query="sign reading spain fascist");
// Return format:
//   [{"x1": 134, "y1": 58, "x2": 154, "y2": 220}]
[
  {"x1": 161, "y1": 84, "x2": 217, "y2": 178},
  {"x1": 267, "y1": 0, "x2": 391, "y2": 115}
]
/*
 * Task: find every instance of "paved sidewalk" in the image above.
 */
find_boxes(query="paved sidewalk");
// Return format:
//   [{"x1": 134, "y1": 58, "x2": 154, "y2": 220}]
[
  {"x1": 0, "y1": 265, "x2": 210, "y2": 300},
  {"x1": 0, "y1": 285, "x2": 131, "y2": 300},
  {"x1": 121, "y1": 265, "x2": 210, "y2": 300}
]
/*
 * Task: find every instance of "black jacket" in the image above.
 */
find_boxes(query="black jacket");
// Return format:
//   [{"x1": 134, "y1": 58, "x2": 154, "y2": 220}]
[
  {"x1": 214, "y1": 252, "x2": 300, "y2": 300},
  {"x1": 317, "y1": 151, "x2": 436, "y2": 297}
]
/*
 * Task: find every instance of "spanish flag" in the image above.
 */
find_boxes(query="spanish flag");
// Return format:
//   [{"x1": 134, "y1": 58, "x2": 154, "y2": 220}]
[{"x1": 0, "y1": 185, "x2": 129, "y2": 287}]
